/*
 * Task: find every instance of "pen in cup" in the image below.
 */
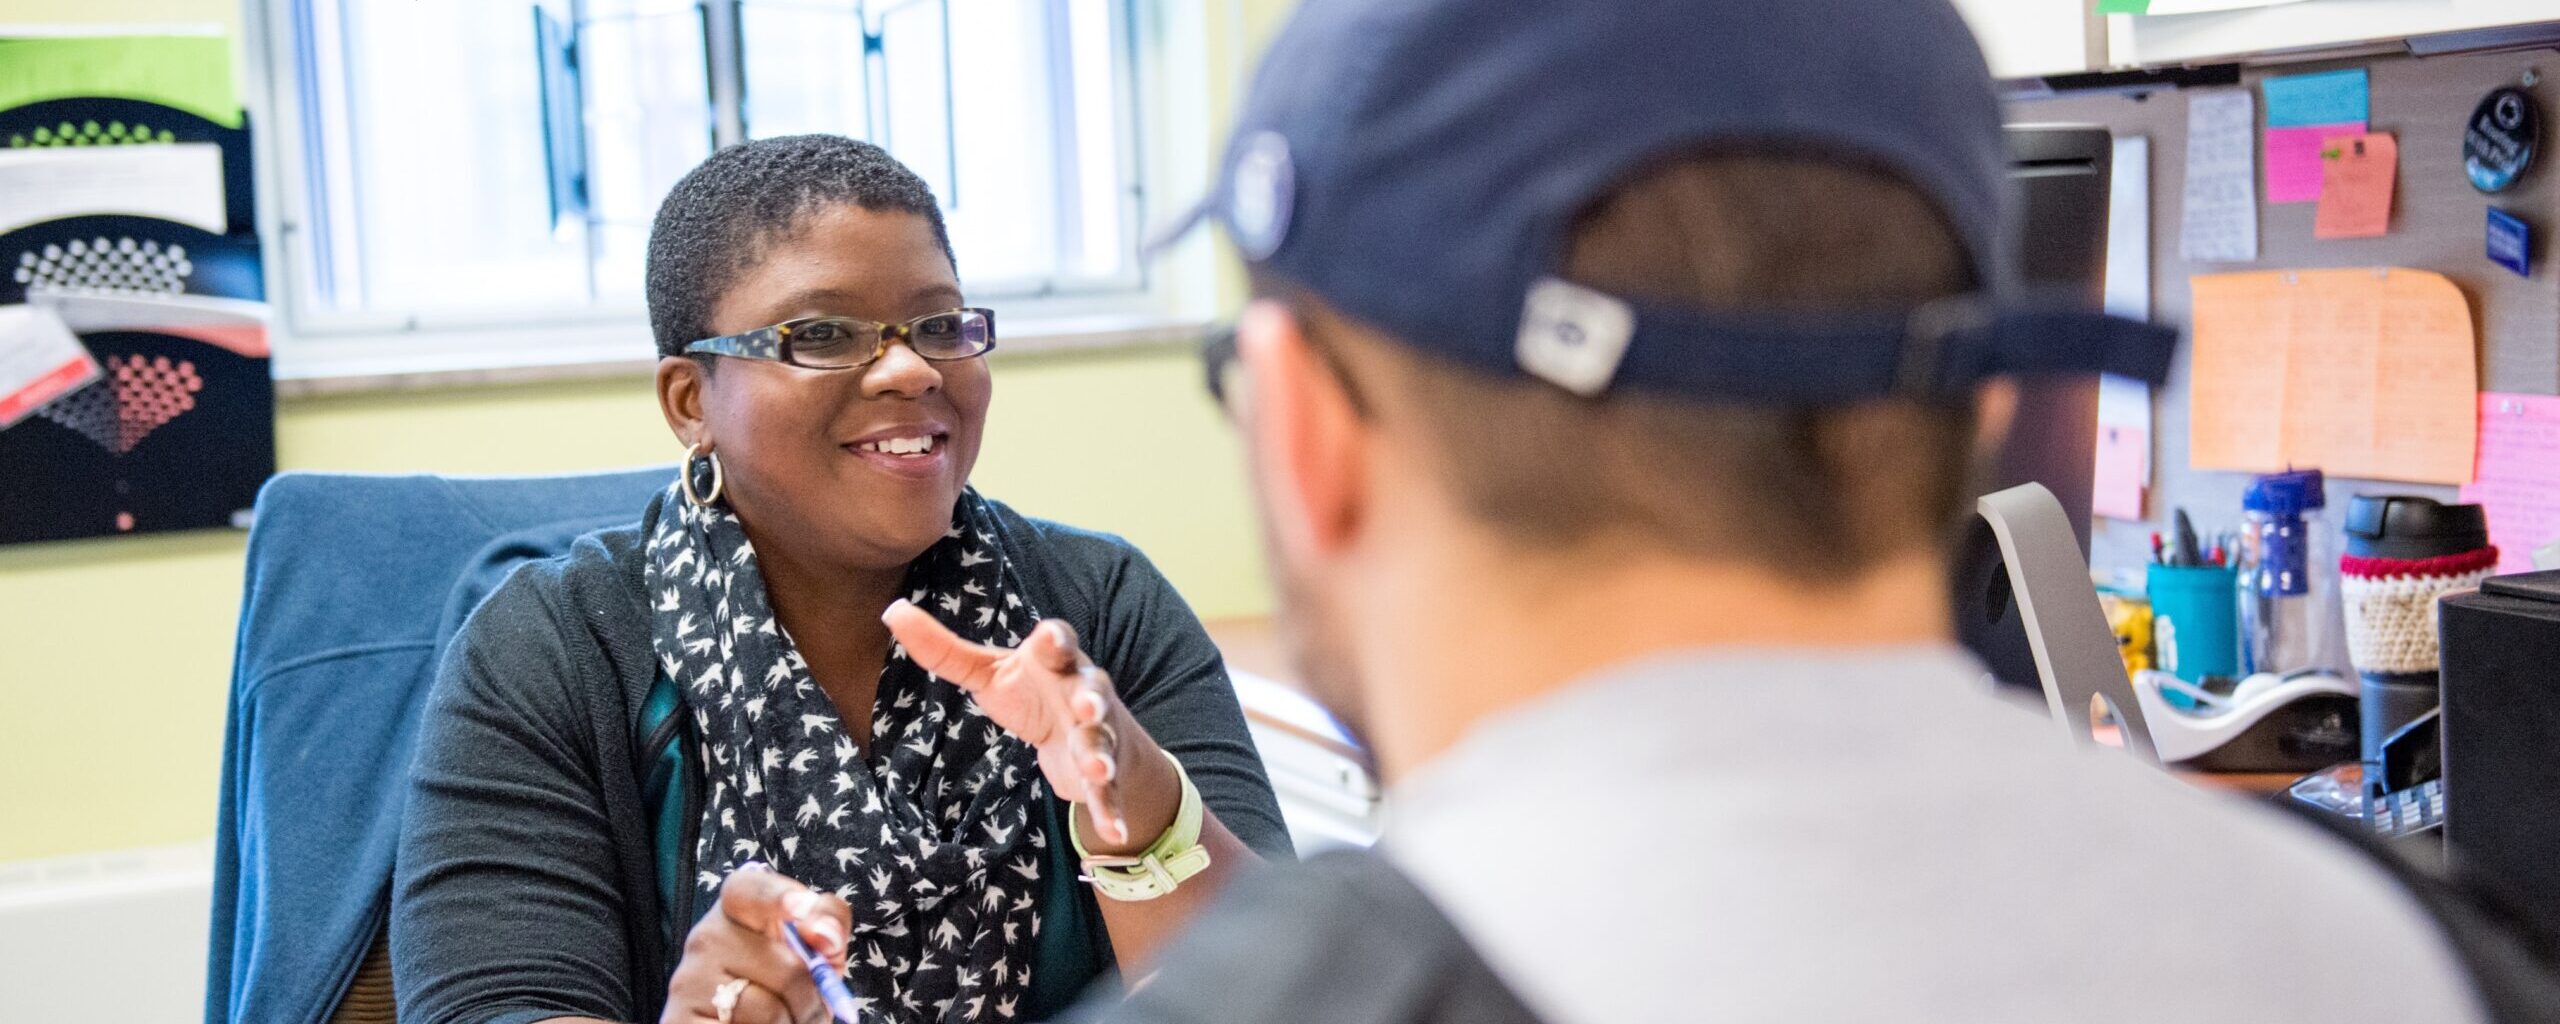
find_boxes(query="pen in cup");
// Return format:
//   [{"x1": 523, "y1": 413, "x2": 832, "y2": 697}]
[{"x1": 2172, "y1": 507, "x2": 2203, "y2": 566}]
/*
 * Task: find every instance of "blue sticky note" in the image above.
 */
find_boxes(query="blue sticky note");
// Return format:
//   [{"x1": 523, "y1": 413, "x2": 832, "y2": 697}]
[
  {"x1": 2263, "y1": 69, "x2": 2369, "y2": 128},
  {"x1": 2488, "y1": 208, "x2": 2531, "y2": 278}
]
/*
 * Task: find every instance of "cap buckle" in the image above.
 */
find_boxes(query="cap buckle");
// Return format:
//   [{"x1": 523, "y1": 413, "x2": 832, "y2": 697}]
[
  {"x1": 1516, "y1": 276, "x2": 1637, "y2": 397},
  {"x1": 1226, "y1": 132, "x2": 1296, "y2": 261}
]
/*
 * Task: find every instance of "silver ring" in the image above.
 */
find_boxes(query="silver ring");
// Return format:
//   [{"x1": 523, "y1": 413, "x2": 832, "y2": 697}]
[{"x1": 712, "y1": 977, "x2": 749, "y2": 1024}]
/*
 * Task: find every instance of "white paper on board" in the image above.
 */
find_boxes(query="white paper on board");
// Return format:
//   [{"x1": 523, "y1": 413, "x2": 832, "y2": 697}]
[
  {"x1": 0, "y1": 143, "x2": 225, "y2": 237},
  {"x1": 2179, "y1": 90, "x2": 2257, "y2": 264},
  {"x1": 2106, "y1": 135, "x2": 2151, "y2": 321}
]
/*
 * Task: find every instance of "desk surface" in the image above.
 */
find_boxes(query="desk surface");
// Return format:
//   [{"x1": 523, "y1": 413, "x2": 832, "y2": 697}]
[
  {"x1": 1204, "y1": 617, "x2": 1288, "y2": 682},
  {"x1": 1204, "y1": 618, "x2": 2301, "y2": 798},
  {"x1": 2183, "y1": 772, "x2": 2300, "y2": 796}
]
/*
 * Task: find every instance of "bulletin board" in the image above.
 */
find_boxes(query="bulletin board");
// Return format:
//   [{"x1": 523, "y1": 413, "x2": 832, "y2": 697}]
[{"x1": 2011, "y1": 47, "x2": 2560, "y2": 575}]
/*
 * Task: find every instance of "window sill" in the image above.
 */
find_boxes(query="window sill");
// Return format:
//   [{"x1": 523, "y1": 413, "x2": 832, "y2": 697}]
[{"x1": 272, "y1": 313, "x2": 1214, "y2": 399}]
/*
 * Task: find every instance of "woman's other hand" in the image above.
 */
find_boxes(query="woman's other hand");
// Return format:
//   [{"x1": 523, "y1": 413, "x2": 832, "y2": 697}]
[
  {"x1": 663, "y1": 865, "x2": 853, "y2": 1024},
  {"x1": 883, "y1": 600, "x2": 1172, "y2": 852}
]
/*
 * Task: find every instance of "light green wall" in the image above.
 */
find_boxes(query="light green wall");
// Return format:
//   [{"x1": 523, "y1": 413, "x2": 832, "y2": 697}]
[
  {"x1": 0, "y1": 0, "x2": 236, "y2": 34},
  {"x1": 0, "y1": 0, "x2": 1296, "y2": 864}
]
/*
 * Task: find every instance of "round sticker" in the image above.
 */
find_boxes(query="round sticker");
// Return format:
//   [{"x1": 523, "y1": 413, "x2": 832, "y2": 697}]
[
  {"x1": 1226, "y1": 131, "x2": 1294, "y2": 261},
  {"x1": 2464, "y1": 86, "x2": 2538, "y2": 194}
]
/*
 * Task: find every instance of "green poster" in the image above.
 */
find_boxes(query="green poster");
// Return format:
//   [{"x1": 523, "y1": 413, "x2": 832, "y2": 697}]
[{"x1": 0, "y1": 35, "x2": 238, "y2": 128}]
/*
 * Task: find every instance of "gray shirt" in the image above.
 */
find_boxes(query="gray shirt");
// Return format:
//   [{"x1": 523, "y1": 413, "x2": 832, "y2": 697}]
[{"x1": 1384, "y1": 646, "x2": 2484, "y2": 1023}]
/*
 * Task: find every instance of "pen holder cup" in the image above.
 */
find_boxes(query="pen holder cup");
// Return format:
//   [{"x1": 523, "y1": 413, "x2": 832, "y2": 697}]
[{"x1": 2148, "y1": 564, "x2": 2241, "y2": 685}]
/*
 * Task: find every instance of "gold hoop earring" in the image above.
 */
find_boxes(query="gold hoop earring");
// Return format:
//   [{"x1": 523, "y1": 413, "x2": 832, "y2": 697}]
[{"x1": 681, "y1": 441, "x2": 725, "y2": 508}]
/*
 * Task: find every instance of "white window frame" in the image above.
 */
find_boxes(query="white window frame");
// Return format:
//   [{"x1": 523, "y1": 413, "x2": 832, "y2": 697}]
[{"x1": 241, "y1": 0, "x2": 1219, "y2": 385}]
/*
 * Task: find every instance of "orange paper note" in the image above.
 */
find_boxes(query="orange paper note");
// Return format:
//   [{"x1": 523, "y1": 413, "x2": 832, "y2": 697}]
[
  {"x1": 2313, "y1": 132, "x2": 2395, "y2": 239},
  {"x1": 2188, "y1": 268, "x2": 2477, "y2": 485}
]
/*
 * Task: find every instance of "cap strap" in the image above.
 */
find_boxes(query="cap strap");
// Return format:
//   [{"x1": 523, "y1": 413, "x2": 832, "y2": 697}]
[
  {"x1": 1597, "y1": 291, "x2": 2177, "y2": 404},
  {"x1": 1940, "y1": 303, "x2": 2180, "y2": 391}
]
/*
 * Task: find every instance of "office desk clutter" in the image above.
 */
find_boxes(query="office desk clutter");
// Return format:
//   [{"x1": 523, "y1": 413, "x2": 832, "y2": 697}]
[
  {"x1": 2123, "y1": 486, "x2": 2539, "y2": 849},
  {"x1": 2137, "y1": 560, "x2": 2355, "y2": 773},
  {"x1": 2134, "y1": 476, "x2": 2363, "y2": 772},
  {"x1": 2125, "y1": 490, "x2": 2516, "y2": 762},
  {"x1": 2132, "y1": 500, "x2": 2560, "y2": 917},
  {"x1": 2132, "y1": 485, "x2": 2488, "y2": 776}
]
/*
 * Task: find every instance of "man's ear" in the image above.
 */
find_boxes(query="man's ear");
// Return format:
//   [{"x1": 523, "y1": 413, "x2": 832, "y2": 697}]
[
  {"x1": 1235, "y1": 299, "x2": 1368, "y2": 560},
  {"x1": 657, "y1": 356, "x2": 710, "y2": 449},
  {"x1": 1970, "y1": 377, "x2": 2020, "y2": 459}
]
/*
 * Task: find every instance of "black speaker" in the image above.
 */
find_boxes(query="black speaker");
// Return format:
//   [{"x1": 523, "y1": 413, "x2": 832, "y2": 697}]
[{"x1": 2437, "y1": 569, "x2": 2560, "y2": 939}]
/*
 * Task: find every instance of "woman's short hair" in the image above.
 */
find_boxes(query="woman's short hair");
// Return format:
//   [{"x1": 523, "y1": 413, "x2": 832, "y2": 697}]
[{"x1": 644, "y1": 134, "x2": 953, "y2": 358}]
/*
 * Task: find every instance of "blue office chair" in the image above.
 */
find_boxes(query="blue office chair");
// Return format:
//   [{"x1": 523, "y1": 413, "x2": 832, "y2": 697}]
[{"x1": 206, "y1": 467, "x2": 670, "y2": 1024}]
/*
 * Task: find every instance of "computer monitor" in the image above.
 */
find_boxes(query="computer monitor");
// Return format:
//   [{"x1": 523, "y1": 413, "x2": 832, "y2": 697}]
[{"x1": 1956, "y1": 124, "x2": 2113, "y2": 693}]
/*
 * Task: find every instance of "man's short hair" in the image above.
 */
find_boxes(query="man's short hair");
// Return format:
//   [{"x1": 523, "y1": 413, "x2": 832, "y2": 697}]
[
  {"x1": 1274, "y1": 151, "x2": 1984, "y2": 585},
  {"x1": 645, "y1": 134, "x2": 953, "y2": 358}
]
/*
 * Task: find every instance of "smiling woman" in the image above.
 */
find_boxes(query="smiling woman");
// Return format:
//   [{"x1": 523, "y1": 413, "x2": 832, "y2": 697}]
[
  {"x1": 388, "y1": 136, "x2": 1290, "y2": 1024},
  {"x1": 666, "y1": 198, "x2": 995, "y2": 583}
]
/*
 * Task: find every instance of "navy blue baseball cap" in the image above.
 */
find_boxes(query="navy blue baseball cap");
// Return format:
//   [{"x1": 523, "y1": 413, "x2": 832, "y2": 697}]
[{"x1": 1159, "y1": 0, "x2": 2176, "y2": 403}]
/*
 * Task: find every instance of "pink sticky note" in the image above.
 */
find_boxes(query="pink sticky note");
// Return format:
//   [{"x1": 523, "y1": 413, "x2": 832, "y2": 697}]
[
  {"x1": 2093, "y1": 423, "x2": 2148, "y2": 521},
  {"x1": 2265, "y1": 122, "x2": 2361, "y2": 203},
  {"x1": 2461, "y1": 393, "x2": 2560, "y2": 574}
]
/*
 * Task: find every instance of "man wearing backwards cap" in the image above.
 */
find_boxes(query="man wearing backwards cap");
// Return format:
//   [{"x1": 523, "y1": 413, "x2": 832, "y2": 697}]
[{"x1": 1072, "y1": 0, "x2": 2485, "y2": 1021}]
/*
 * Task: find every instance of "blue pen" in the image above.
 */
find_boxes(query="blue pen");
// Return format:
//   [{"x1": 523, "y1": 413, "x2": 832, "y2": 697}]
[{"x1": 783, "y1": 921, "x2": 864, "y2": 1023}]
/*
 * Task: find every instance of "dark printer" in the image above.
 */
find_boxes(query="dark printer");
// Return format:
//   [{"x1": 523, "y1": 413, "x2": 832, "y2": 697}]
[{"x1": 2438, "y1": 569, "x2": 2560, "y2": 942}]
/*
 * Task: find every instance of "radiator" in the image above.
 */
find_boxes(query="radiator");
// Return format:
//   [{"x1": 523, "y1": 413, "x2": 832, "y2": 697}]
[{"x1": 0, "y1": 840, "x2": 211, "y2": 1023}]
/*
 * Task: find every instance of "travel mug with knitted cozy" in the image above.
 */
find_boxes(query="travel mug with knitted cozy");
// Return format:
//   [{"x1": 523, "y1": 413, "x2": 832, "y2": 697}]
[{"x1": 2339, "y1": 495, "x2": 2497, "y2": 767}]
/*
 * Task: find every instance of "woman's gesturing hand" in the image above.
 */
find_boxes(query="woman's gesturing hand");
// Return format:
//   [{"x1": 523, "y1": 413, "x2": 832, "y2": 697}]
[
  {"x1": 663, "y1": 865, "x2": 853, "y2": 1024},
  {"x1": 883, "y1": 599, "x2": 1166, "y2": 850}
]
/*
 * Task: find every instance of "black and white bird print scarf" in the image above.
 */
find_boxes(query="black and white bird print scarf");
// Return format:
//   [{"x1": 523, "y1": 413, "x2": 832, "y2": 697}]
[{"x1": 647, "y1": 484, "x2": 1049, "y2": 1024}]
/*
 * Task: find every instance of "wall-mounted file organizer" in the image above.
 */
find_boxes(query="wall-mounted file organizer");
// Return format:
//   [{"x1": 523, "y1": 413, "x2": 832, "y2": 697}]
[
  {"x1": 0, "y1": 96, "x2": 257, "y2": 235},
  {"x1": 0, "y1": 35, "x2": 276, "y2": 545}
]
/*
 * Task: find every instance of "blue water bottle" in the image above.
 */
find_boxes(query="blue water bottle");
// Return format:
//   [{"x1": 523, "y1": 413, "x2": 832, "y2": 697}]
[{"x1": 2239, "y1": 469, "x2": 2335, "y2": 676}]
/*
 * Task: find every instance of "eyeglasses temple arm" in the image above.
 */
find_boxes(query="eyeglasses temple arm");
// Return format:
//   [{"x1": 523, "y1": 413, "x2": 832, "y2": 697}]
[{"x1": 681, "y1": 328, "x2": 781, "y2": 360}]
